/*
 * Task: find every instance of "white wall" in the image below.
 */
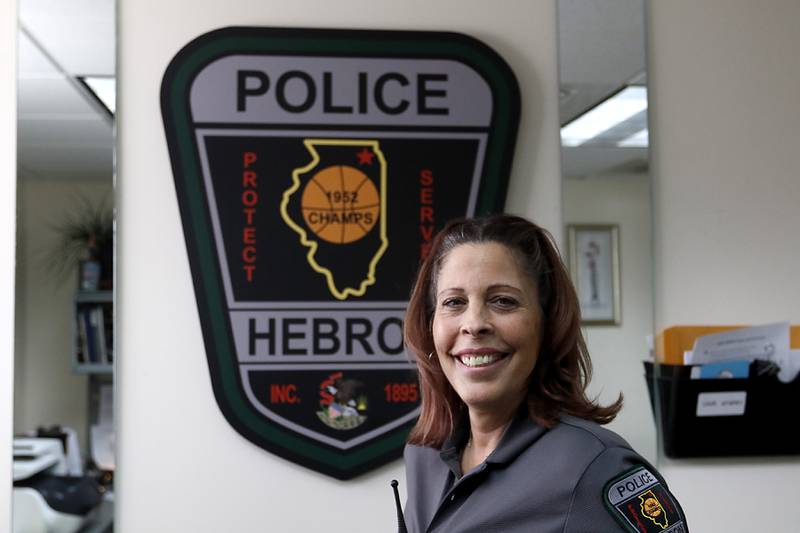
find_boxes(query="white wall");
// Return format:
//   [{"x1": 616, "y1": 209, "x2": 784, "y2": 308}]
[
  {"x1": 649, "y1": 1, "x2": 800, "y2": 531},
  {"x1": 117, "y1": 2, "x2": 561, "y2": 532},
  {"x1": 563, "y1": 174, "x2": 655, "y2": 462},
  {"x1": 13, "y1": 178, "x2": 112, "y2": 457},
  {"x1": 0, "y1": 0, "x2": 16, "y2": 528}
]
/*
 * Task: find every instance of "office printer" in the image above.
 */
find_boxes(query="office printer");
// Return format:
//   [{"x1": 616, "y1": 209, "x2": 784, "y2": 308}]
[{"x1": 13, "y1": 437, "x2": 103, "y2": 533}]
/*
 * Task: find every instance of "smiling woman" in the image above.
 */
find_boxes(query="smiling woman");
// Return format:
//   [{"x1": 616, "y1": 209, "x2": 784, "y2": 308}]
[
  {"x1": 432, "y1": 242, "x2": 542, "y2": 436},
  {"x1": 400, "y1": 215, "x2": 688, "y2": 533}
]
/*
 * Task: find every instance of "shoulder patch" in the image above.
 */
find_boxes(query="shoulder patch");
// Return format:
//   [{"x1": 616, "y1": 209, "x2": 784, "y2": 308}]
[{"x1": 603, "y1": 466, "x2": 687, "y2": 533}]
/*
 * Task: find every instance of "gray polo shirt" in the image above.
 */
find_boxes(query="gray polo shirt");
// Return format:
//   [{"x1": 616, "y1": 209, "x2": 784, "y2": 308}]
[{"x1": 403, "y1": 414, "x2": 688, "y2": 533}]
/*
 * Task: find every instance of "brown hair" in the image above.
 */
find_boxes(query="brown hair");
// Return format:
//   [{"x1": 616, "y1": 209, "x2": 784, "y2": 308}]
[{"x1": 404, "y1": 214, "x2": 622, "y2": 447}]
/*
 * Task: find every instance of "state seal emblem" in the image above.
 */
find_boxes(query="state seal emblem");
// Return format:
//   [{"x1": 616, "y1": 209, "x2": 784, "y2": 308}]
[{"x1": 161, "y1": 26, "x2": 520, "y2": 479}]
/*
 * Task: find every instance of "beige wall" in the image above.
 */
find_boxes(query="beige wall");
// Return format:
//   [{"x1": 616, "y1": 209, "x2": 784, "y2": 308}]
[
  {"x1": 563, "y1": 174, "x2": 655, "y2": 461},
  {"x1": 1, "y1": 0, "x2": 17, "y2": 527},
  {"x1": 117, "y1": 1, "x2": 560, "y2": 531},
  {"x1": 3, "y1": 0, "x2": 799, "y2": 529},
  {"x1": 13, "y1": 178, "x2": 112, "y2": 457},
  {"x1": 649, "y1": 0, "x2": 800, "y2": 531}
]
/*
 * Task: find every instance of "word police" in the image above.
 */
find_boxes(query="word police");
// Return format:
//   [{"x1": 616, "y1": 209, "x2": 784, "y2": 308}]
[
  {"x1": 614, "y1": 469, "x2": 656, "y2": 500},
  {"x1": 237, "y1": 70, "x2": 450, "y2": 116}
]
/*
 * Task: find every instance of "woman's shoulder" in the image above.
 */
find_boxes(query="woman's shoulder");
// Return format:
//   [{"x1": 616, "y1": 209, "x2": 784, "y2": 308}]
[
  {"x1": 549, "y1": 417, "x2": 690, "y2": 532},
  {"x1": 553, "y1": 414, "x2": 634, "y2": 451},
  {"x1": 403, "y1": 442, "x2": 439, "y2": 461},
  {"x1": 515, "y1": 415, "x2": 644, "y2": 487},
  {"x1": 403, "y1": 443, "x2": 447, "y2": 475}
]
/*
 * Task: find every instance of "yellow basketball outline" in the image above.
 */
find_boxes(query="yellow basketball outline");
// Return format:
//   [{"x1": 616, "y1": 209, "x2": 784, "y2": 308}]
[{"x1": 280, "y1": 139, "x2": 389, "y2": 300}]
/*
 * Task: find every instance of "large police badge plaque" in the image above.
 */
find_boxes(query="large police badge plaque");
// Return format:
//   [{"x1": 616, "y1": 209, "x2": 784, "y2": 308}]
[{"x1": 161, "y1": 27, "x2": 520, "y2": 479}]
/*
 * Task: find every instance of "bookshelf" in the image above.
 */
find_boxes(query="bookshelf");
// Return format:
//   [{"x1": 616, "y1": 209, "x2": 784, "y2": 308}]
[
  {"x1": 73, "y1": 290, "x2": 113, "y2": 374},
  {"x1": 73, "y1": 290, "x2": 116, "y2": 486}
]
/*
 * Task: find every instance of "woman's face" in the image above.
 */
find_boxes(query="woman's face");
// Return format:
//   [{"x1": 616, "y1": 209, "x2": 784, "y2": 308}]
[{"x1": 432, "y1": 241, "x2": 543, "y2": 415}]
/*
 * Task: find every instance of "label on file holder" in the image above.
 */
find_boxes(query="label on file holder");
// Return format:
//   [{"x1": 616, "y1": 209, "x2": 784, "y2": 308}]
[{"x1": 696, "y1": 391, "x2": 747, "y2": 417}]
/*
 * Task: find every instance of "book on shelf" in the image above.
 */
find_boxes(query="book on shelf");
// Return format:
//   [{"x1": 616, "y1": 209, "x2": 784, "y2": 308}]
[
  {"x1": 83, "y1": 307, "x2": 99, "y2": 363},
  {"x1": 101, "y1": 304, "x2": 113, "y2": 364},
  {"x1": 76, "y1": 304, "x2": 111, "y2": 365},
  {"x1": 75, "y1": 300, "x2": 113, "y2": 369},
  {"x1": 94, "y1": 306, "x2": 107, "y2": 364},
  {"x1": 76, "y1": 309, "x2": 88, "y2": 364}
]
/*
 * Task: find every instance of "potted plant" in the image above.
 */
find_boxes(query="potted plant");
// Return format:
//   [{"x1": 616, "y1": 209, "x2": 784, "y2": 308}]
[{"x1": 47, "y1": 195, "x2": 113, "y2": 291}]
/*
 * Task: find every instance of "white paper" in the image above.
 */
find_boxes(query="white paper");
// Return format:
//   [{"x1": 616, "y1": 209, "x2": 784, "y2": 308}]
[
  {"x1": 91, "y1": 425, "x2": 115, "y2": 471},
  {"x1": 92, "y1": 383, "x2": 115, "y2": 470},
  {"x1": 98, "y1": 384, "x2": 114, "y2": 426},
  {"x1": 696, "y1": 391, "x2": 747, "y2": 417},
  {"x1": 61, "y1": 426, "x2": 83, "y2": 476},
  {"x1": 686, "y1": 322, "x2": 790, "y2": 367},
  {"x1": 776, "y1": 349, "x2": 800, "y2": 383}
]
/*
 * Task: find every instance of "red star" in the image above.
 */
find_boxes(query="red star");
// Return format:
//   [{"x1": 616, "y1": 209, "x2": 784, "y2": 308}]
[{"x1": 356, "y1": 147, "x2": 375, "y2": 165}]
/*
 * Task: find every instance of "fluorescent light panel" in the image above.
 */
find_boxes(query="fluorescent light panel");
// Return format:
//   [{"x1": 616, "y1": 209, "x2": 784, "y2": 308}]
[
  {"x1": 561, "y1": 86, "x2": 647, "y2": 147},
  {"x1": 617, "y1": 128, "x2": 649, "y2": 148},
  {"x1": 81, "y1": 76, "x2": 116, "y2": 114}
]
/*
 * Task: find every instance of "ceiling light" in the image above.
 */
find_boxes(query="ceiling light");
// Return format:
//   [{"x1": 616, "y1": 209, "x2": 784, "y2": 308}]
[
  {"x1": 79, "y1": 76, "x2": 116, "y2": 115},
  {"x1": 561, "y1": 86, "x2": 647, "y2": 147}
]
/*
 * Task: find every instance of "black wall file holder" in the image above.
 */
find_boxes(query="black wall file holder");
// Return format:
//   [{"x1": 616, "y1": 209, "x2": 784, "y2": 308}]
[{"x1": 644, "y1": 361, "x2": 800, "y2": 458}]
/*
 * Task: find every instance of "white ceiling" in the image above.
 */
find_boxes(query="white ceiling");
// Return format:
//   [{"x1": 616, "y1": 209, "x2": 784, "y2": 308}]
[
  {"x1": 17, "y1": 0, "x2": 114, "y2": 182},
  {"x1": 14, "y1": 0, "x2": 645, "y2": 182}
]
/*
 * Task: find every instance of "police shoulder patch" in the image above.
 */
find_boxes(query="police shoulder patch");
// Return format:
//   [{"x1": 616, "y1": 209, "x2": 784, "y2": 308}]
[{"x1": 603, "y1": 466, "x2": 687, "y2": 533}]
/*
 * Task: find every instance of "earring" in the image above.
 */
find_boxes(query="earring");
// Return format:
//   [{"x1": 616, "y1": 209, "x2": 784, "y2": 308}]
[{"x1": 428, "y1": 352, "x2": 434, "y2": 360}]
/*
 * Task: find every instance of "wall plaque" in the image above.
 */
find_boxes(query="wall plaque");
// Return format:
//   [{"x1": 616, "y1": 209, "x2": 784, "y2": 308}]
[{"x1": 161, "y1": 27, "x2": 520, "y2": 479}]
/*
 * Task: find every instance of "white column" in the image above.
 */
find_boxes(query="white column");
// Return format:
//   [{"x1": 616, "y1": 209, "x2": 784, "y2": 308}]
[{"x1": 0, "y1": 0, "x2": 17, "y2": 529}]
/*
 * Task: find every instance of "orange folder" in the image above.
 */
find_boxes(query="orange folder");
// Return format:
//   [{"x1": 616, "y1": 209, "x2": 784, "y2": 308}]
[{"x1": 656, "y1": 325, "x2": 800, "y2": 365}]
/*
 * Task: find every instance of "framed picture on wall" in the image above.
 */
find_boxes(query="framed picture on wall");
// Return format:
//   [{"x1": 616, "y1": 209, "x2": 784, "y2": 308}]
[{"x1": 567, "y1": 224, "x2": 621, "y2": 326}]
